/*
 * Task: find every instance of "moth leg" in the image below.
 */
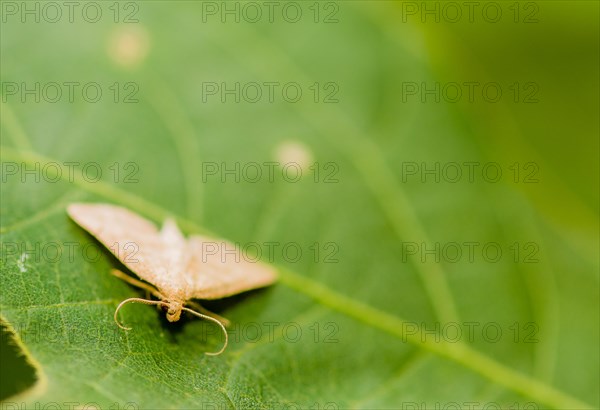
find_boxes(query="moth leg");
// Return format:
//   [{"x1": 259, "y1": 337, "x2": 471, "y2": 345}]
[
  {"x1": 111, "y1": 269, "x2": 167, "y2": 300},
  {"x1": 185, "y1": 300, "x2": 231, "y2": 328}
]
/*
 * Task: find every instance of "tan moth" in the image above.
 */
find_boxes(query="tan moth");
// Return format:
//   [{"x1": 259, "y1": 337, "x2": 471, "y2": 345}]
[{"x1": 67, "y1": 203, "x2": 277, "y2": 355}]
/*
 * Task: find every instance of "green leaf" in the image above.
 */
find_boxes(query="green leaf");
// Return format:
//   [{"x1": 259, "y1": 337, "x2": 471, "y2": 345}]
[{"x1": 1, "y1": 2, "x2": 598, "y2": 409}]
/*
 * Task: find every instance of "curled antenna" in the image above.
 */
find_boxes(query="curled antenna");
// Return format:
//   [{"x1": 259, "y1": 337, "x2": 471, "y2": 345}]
[
  {"x1": 182, "y1": 306, "x2": 229, "y2": 356},
  {"x1": 114, "y1": 298, "x2": 168, "y2": 330}
]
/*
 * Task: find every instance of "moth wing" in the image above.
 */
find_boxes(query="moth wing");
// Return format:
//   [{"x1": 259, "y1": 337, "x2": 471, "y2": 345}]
[
  {"x1": 67, "y1": 203, "x2": 184, "y2": 292},
  {"x1": 184, "y1": 235, "x2": 277, "y2": 300}
]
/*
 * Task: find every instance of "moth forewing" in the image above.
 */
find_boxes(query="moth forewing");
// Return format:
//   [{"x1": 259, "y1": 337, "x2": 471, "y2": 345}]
[{"x1": 184, "y1": 235, "x2": 278, "y2": 300}]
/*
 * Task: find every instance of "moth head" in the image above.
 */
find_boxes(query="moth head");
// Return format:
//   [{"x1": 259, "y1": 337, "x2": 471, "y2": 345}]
[{"x1": 166, "y1": 300, "x2": 183, "y2": 322}]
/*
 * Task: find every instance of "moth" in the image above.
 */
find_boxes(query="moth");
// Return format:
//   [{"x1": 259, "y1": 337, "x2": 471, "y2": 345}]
[{"x1": 67, "y1": 203, "x2": 277, "y2": 355}]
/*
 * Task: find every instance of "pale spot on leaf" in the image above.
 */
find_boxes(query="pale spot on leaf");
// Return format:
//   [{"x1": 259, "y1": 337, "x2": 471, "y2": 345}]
[
  {"x1": 274, "y1": 140, "x2": 313, "y2": 172},
  {"x1": 17, "y1": 253, "x2": 28, "y2": 273},
  {"x1": 107, "y1": 26, "x2": 150, "y2": 68}
]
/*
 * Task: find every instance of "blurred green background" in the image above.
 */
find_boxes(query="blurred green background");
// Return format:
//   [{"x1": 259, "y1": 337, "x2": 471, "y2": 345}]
[{"x1": 1, "y1": 1, "x2": 598, "y2": 409}]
